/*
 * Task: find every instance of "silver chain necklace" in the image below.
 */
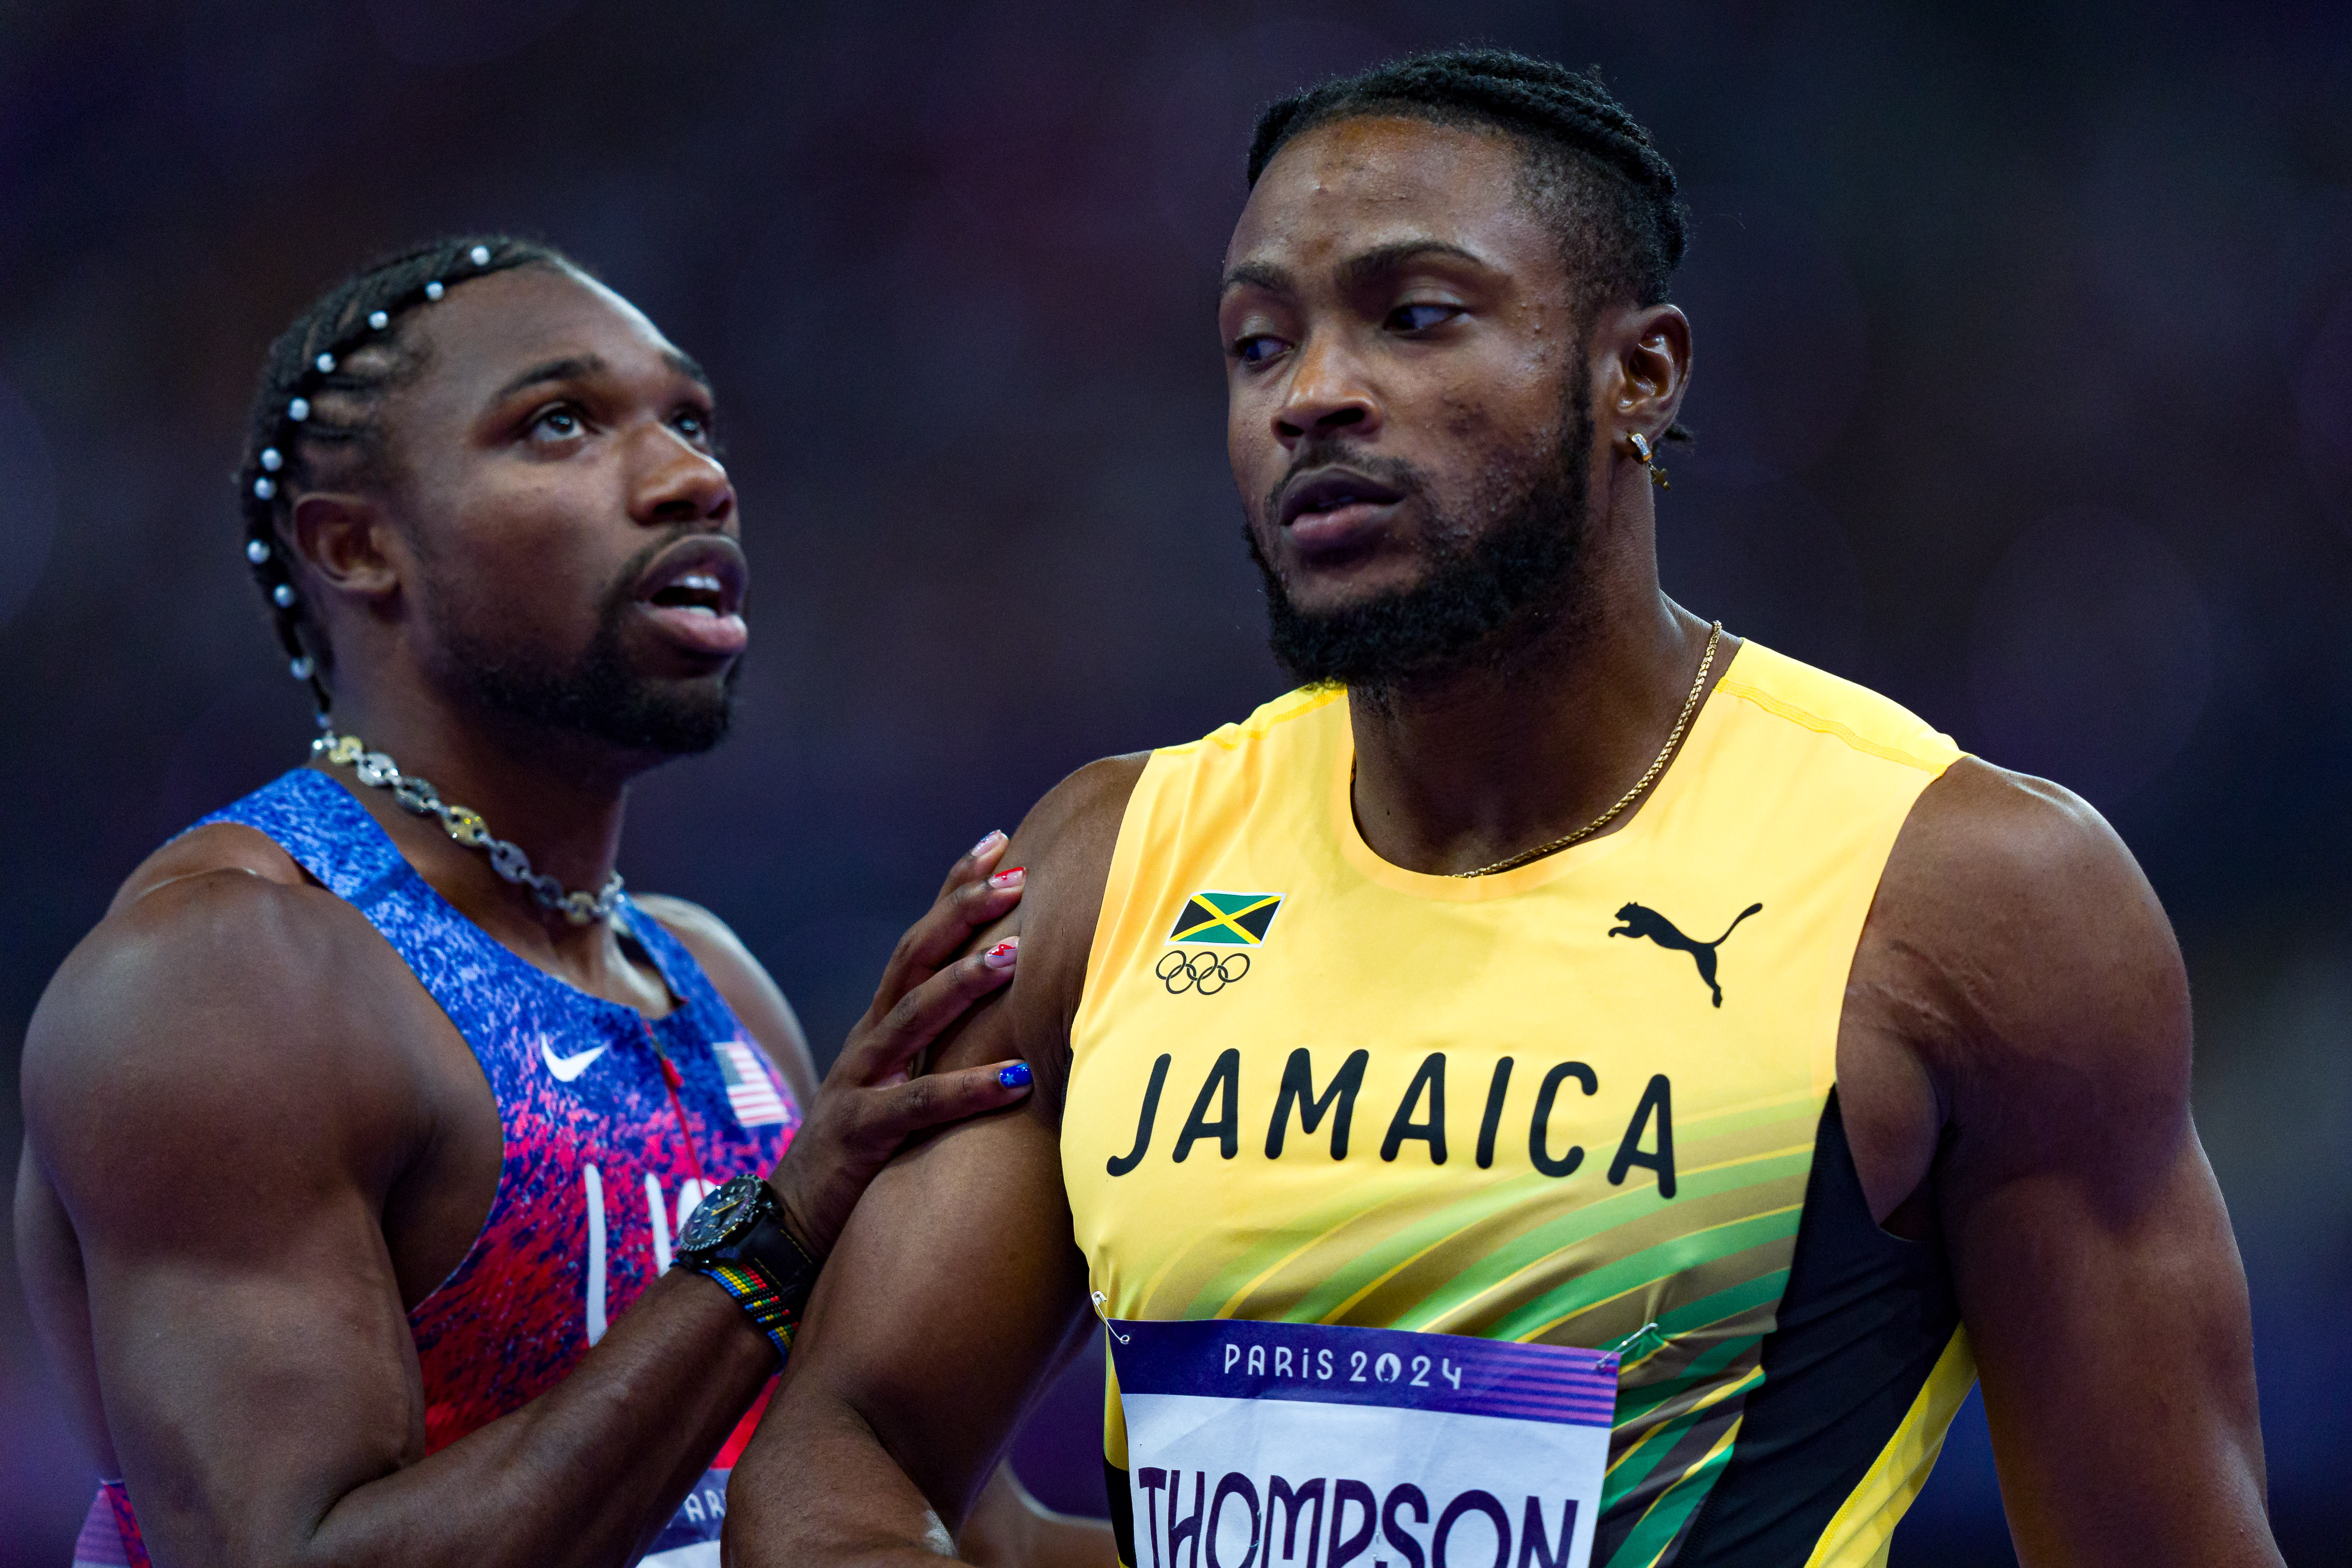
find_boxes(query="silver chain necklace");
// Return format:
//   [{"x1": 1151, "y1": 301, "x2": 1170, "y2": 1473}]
[{"x1": 313, "y1": 730, "x2": 625, "y2": 926}]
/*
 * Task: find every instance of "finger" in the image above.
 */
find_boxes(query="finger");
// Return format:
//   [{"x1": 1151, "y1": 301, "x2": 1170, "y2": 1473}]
[
  {"x1": 876, "y1": 864, "x2": 1026, "y2": 1002},
  {"x1": 845, "y1": 939, "x2": 1019, "y2": 1084},
  {"x1": 861, "y1": 1058, "x2": 1036, "y2": 1144},
  {"x1": 938, "y1": 828, "x2": 1010, "y2": 899}
]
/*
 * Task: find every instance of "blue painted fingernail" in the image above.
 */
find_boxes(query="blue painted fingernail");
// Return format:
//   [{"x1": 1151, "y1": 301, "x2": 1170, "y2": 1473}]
[{"x1": 998, "y1": 1061, "x2": 1033, "y2": 1089}]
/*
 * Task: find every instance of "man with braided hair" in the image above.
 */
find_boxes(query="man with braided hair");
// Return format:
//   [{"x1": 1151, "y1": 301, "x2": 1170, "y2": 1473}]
[
  {"x1": 17, "y1": 237, "x2": 1110, "y2": 1568},
  {"x1": 726, "y1": 49, "x2": 2282, "y2": 1568}
]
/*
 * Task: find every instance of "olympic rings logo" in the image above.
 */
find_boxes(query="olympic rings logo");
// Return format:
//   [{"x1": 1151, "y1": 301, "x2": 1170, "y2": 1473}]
[{"x1": 1157, "y1": 948, "x2": 1251, "y2": 995}]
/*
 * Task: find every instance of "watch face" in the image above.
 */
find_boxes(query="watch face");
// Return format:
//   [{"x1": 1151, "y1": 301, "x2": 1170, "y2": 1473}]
[{"x1": 679, "y1": 1174, "x2": 765, "y2": 1254}]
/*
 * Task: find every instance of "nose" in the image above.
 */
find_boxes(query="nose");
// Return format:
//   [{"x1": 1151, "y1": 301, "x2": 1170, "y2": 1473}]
[
  {"x1": 630, "y1": 424, "x2": 734, "y2": 530},
  {"x1": 1273, "y1": 334, "x2": 1381, "y2": 448}
]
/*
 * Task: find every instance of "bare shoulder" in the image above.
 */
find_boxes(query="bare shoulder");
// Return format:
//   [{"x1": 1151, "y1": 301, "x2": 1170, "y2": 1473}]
[
  {"x1": 23, "y1": 848, "x2": 439, "y2": 1240},
  {"x1": 1003, "y1": 752, "x2": 1151, "y2": 970},
  {"x1": 105, "y1": 818, "x2": 311, "y2": 915},
  {"x1": 632, "y1": 892, "x2": 818, "y2": 1102},
  {"x1": 1861, "y1": 756, "x2": 2191, "y2": 1172},
  {"x1": 924, "y1": 754, "x2": 1150, "y2": 1094}
]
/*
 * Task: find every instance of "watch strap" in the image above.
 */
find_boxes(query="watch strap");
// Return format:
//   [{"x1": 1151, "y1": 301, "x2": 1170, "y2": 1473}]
[{"x1": 697, "y1": 1257, "x2": 801, "y2": 1361}]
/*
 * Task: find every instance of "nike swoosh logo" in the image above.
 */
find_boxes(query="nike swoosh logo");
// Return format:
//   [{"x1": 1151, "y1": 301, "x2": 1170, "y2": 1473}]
[{"x1": 541, "y1": 1041, "x2": 610, "y2": 1083}]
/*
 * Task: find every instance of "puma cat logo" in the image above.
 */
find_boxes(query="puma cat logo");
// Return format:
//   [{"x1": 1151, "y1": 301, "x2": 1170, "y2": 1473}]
[{"x1": 1609, "y1": 901, "x2": 1764, "y2": 1008}]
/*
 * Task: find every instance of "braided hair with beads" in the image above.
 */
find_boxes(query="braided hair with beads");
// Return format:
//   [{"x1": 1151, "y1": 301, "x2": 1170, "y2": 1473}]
[
  {"x1": 235, "y1": 234, "x2": 579, "y2": 720},
  {"x1": 1247, "y1": 48, "x2": 1693, "y2": 445}
]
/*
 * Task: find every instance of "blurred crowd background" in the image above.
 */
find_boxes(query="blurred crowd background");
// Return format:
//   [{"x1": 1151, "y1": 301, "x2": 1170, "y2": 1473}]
[{"x1": 4, "y1": 2, "x2": 2349, "y2": 1563}]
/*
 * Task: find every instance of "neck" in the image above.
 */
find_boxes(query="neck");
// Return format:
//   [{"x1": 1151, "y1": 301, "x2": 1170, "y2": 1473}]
[
  {"x1": 1345, "y1": 500, "x2": 1727, "y2": 878},
  {"x1": 313, "y1": 682, "x2": 641, "y2": 966}
]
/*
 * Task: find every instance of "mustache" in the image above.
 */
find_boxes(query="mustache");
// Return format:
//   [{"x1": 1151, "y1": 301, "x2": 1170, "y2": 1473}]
[{"x1": 1259, "y1": 442, "x2": 1428, "y2": 530}]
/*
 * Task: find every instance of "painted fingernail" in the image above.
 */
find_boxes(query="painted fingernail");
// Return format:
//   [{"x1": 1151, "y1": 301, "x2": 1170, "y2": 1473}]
[
  {"x1": 984, "y1": 939, "x2": 1019, "y2": 968},
  {"x1": 969, "y1": 829, "x2": 1005, "y2": 858},
  {"x1": 989, "y1": 866, "x2": 1025, "y2": 889},
  {"x1": 998, "y1": 1061, "x2": 1033, "y2": 1089}
]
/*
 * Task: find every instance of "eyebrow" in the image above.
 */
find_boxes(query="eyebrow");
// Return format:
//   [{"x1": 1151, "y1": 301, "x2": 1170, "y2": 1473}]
[
  {"x1": 1220, "y1": 239, "x2": 1496, "y2": 302},
  {"x1": 1335, "y1": 240, "x2": 1492, "y2": 290},
  {"x1": 488, "y1": 350, "x2": 714, "y2": 408}
]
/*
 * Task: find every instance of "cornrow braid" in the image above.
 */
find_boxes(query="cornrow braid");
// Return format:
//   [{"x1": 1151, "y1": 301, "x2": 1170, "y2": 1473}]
[
  {"x1": 236, "y1": 234, "x2": 578, "y2": 718},
  {"x1": 1247, "y1": 48, "x2": 1692, "y2": 441}
]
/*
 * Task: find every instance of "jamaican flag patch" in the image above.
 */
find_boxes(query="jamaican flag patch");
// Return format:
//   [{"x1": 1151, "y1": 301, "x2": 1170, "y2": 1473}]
[{"x1": 1168, "y1": 891, "x2": 1284, "y2": 947}]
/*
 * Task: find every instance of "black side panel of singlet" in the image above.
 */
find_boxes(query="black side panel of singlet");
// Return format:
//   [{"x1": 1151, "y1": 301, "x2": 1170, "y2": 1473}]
[
  {"x1": 1673, "y1": 1089, "x2": 1962, "y2": 1567},
  {"x1": 1108, "y1": 1459, "x2": 1137, "y2": 1566}
]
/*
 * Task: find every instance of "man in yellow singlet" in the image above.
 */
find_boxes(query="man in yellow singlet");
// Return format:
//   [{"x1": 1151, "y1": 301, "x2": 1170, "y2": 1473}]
[{"x1": 724, "y1": 49, "x2": 2283, "y2": 1568}]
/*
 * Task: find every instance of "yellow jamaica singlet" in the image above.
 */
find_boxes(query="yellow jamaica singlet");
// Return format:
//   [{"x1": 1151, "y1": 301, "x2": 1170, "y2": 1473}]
[{"x1": 1063, "y1": 641, "x2": 1980, "y2": 1568}]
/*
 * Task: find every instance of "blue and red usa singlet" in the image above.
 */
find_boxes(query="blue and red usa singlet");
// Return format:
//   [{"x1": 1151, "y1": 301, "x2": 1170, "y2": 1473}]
[{"x1": 73, "y1": 768, "x2": 801, "y2": 1568}]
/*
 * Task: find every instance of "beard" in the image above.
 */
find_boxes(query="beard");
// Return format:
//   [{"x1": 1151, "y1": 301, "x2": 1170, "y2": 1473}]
[
  {"x1": 1247, "y1": 373, "x2": 1596, "y2": 694},
  {"x1": 426, "y1": 546, "x2": 738, "y2": 761}
]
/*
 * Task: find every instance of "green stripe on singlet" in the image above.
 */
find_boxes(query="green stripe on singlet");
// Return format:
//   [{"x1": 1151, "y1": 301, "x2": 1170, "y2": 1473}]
[
  {"x1": 1489, "y1": 1208, "x2": 1802, "y2": 1342},
  {"x1": 1603, "y1": 1427, "x2": 1745, "y2": 1568},
  {"x1": 1207, "y1": 1147, "x2": 1809, "y2": 1328}
]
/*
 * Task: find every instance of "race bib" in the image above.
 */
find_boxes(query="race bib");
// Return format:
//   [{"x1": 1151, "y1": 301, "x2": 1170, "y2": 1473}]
[
  {"x1": 635, "y1": 1465, "x2": 728, "y2": 1568},
  {"x1": 1111, "y1": 1320, "x2": 1618, "y2": 1568}
]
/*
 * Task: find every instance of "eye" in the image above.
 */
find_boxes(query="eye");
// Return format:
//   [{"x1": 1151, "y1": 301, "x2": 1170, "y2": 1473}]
[
  {"x1": 528, "y1": 403, "x2": 585, "y2": 442},
  {"x1": 672, "y1": 406, "x2": 715, "y2": 442},
  {"x1": 1233, "y1": 333, "x2": 1289, "y2": 365},
  {"x1": 1387, "y1": 303, "x2": 1461, "y2": 333}
]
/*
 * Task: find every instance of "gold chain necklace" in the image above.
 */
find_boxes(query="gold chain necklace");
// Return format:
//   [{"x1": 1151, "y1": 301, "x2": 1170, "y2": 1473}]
[{"x1": 1452, "y1": 621, "x2": 1724, "y2": 878}]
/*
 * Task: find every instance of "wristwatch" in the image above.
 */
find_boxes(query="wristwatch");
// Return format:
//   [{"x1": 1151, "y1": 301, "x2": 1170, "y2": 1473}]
[{"x1": 673, "y1": 1174, "x2": 822, "y2": 1361}]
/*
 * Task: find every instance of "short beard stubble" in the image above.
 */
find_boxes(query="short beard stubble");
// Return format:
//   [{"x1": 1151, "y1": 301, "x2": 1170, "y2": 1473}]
[
  {"x1": 429, "y1": 543, "x2": 739, "y2": 764},
  {"x1": 1248, "y1": 360, "x2": 1598, "y2": 697}
]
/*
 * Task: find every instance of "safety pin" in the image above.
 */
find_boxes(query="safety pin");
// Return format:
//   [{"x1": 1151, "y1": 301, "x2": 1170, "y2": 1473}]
[
  {"x1": 1605, "y1": 1320, "x2": 1664, "y2": 1358},
  {"x1": 1091, "y1": 1290, "x2": 1131, "y2": 1344}
]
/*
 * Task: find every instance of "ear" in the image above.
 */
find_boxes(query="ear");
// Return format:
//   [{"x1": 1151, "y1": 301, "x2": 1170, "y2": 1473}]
[
  {"x1": 1599, "y1": 302, "x2": 1692, "y2": 448},
  {"x1": 287, "y1": 491, "x2": 405, "y2": 605}
]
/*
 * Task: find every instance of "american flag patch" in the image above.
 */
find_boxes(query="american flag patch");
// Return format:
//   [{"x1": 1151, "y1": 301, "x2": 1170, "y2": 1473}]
[{"x1": 712, "y1": 1038, "x2": 790, "y2": 1126}]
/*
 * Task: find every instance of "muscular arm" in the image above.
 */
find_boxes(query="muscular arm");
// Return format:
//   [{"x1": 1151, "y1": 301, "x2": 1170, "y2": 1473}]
[
  {"x1": 1840, "y1": 759, "x2": 2280, "y2": 1566},
  {"x1": 725, "y1": 756, "x2": 1146, "y2": 1568},
  {"x1": 16, "y1": 831, "x2": 1030, "y2": 1568}
]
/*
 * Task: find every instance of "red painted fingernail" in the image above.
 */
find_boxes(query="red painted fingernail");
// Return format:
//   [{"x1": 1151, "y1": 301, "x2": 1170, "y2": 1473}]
[
  {"x1": 969, "y1": 829, "x2": 1005, "y2": 857},
  {"x1": 989, "y1": 866, "x2": 1026, "y2": 889},
  {"x1": 984, "y1": 939, "x2": 1019, "y2": 968}
]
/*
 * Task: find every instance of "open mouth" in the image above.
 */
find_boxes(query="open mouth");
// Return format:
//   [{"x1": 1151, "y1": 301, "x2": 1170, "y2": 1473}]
[
  {"x1": 648, "y1": 572, "x2": 729, "y2": 618},
  {"x1": 633, "y1": 538, "x2": 749, "y2": 659}
]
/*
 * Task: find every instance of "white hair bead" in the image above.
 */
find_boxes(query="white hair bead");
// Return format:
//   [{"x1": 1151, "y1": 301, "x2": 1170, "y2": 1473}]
[
  {"x1": 288, "y1": 397, "x2": 310, "y2": 421},
  {"x1": 315, "y1": 352, "x2": 336, "y2": 374},
  {"x1": 246, "y1": 539, "x2": 271, "y2": 564},
  {"x1": 253, "y1": 476, "x2": 276, "y2": 500},
  {"x1": 469, "y1": 245, "x2": 491, "y2": 266},
  {"x1": 272, "y1": 584, "x2": 297, "y2": 607},
  {"x1": 259, "y1": 447, "x2": 283, "y2": 471},
  {"x1": 368, "y1": 309, "x2": 390, "y2": 330},
  {"x1": 289, "y1": 656, "x2": 314, "y2": 679},
  {"x1": 424, "y1": 281, "x2": 445, "y2": 301}
]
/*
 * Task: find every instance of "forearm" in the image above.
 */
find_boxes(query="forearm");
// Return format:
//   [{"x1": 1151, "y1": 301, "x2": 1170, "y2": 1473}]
[
  {"x1": 726, "y1": 1385, "x2": 969, "y2": 1568},
  {"x1": 162, "y1": 1271, "x2": 776, "y2": 1568}
]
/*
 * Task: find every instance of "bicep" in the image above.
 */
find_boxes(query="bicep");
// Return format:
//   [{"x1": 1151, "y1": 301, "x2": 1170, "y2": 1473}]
[
  {"x1": 22, "y1": 889, "x2": 432, "y2": 1563},
  {"x1": 1914, "y1": 769, "x2": 2270, "y2": 1562},
  {"x1": 80, "y1": 1174, "x2": 427, "y2": 1557}
]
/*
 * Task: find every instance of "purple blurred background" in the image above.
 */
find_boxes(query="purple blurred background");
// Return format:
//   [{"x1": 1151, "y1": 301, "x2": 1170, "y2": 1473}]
[{"x1": 4, "y1": 3, "x2": 2350, "y2": 1563}]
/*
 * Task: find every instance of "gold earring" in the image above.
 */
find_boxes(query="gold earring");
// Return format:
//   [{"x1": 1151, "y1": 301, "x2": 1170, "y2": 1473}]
[{"x1": 1626, "y1": 431, "x2": 1669, "y2": 490}]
